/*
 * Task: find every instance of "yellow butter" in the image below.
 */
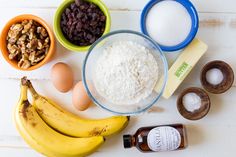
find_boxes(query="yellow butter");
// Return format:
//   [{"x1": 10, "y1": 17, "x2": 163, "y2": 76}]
[{"x1": 155, "y1": 38, "x2": 208, "y2": 99}]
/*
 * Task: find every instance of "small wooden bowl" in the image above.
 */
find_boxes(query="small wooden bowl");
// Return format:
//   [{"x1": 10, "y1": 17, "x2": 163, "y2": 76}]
[
  {"x1": 0, "y1": 14, "x2": 56, "y2": 71},
  {"x1": 201, "y1": 60, "x2": 234, "y2": 94},
  {"x1": 177, "y1": 87, "x2": 211, "y2": 120}
]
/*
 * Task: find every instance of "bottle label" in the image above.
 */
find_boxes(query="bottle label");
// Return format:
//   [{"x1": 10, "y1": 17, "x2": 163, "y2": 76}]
[{"x1": 147, "y1": 126, "x2": 181, "y2": 152}]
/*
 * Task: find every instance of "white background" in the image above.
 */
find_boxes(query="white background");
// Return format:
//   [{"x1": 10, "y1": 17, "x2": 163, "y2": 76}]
[{"x1": 0, "y1": 0, "x2": 236, "y2": 157}]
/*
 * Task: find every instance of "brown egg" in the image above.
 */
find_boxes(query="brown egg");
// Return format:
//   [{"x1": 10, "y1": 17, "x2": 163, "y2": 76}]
[
  {"x1": 72, "y1": 81, "x2": 92, "y2": 111},
  {"x1": 51, "y1": 62, "x2": 74, "y2": 93}
]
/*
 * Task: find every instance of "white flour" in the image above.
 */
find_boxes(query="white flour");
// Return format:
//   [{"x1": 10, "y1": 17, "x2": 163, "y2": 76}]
[{"x1": 94, "y1": 41, "x2": 159, "y2": 105}]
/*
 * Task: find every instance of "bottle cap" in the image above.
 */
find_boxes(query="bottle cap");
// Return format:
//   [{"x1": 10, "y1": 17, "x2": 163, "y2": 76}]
[{"x1": 123, "y1": 135, "x2": 132, "y2": 148}]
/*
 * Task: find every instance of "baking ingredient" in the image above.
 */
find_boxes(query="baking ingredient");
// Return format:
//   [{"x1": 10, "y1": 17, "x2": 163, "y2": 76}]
[
  {"x1": 182, "y1": 92, "x2": 201, "y2": 112},
  {"x1": 51, "y1": 62, "x2": 74, "y2": 93},
  {"x1": 123, "y1": 124, "x2": 187, "y2": 152},
  {"x1": 25, "y1": 77, "x2": 129, "y2": 137},
  {"x1": 72, "y1": 81, "x2": 91, "y2": 111},
  {"x1": 146, "y1": 0, "x2": 192, "y2": 46},
  {"x1": 94, "y1": 41, "x2": 159, "y2": 105},
  {"x1": 7, "y1": 20, "x2": 50, "y2": 69},
  {"x1": 155, "y1": 39, "x2": 208, "y2": 99},
  {"x1": 206, "y1": 68, "x2": 224, "y2": 85},
  {"x1": 14, "y1": 78, "x2": 104, "y2": 157},
  {"x1": 177, "y1": 87, "x2": 211, "y2": 120},
  {"x1": 60, "y1": 0, "x2": 106, "y2": 46},
  {"x1": 201, "y1": 61, "x2": 234, "y2": 94}
]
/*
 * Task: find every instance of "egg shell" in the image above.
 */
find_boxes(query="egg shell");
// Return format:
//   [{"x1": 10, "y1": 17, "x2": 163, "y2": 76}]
[
  {"x1": 51, "y1": 62, "x2": 74, "y2": 93},
  {"x1": 72, "y1": 81, "x2": 92, "y2": 111}
]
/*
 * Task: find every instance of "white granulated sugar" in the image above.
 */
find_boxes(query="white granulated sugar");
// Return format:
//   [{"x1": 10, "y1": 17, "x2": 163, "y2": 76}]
[
  {"x1": 182, "y1": 92, "x2": 201, "y2": 112},
  {"x1": 146, "y1": 0, "x2": 192, "y2": 46},
  {"x1": 94, "y1": 41, "x2": 159, "y2": 105}
]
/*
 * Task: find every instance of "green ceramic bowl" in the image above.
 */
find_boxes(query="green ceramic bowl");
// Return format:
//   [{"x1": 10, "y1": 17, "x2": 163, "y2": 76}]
[{"x1": 54, "y1": 0, "x2": 111, "y2": 52}]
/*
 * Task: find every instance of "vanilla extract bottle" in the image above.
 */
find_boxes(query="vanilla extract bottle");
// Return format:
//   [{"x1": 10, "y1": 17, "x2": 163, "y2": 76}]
[{"x1": 123, "y1": 124, "x2": 187, "y2": 152}]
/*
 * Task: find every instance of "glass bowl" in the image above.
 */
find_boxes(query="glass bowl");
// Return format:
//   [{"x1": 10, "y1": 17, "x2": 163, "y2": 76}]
[{"x1": 82, "y1": 30, "x2": 168, "y2": 115}]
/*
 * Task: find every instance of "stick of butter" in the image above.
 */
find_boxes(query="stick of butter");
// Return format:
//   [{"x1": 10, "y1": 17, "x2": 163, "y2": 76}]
[{"x1": 155, "y1": 38, "x2": 208, "y2": 99}]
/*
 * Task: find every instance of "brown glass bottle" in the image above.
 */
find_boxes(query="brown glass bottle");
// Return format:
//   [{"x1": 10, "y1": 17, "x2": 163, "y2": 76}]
[{"x1": 123, "y1": 124, "x2": 187, "y2": 152}]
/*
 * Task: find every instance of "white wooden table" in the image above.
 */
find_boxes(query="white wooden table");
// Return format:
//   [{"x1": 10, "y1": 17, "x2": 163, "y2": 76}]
[{"x1": 0, "y1": 0, "x2": 236, "y2": 157}]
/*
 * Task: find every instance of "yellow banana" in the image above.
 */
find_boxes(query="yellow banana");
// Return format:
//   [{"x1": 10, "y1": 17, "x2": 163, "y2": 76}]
[
  {"x1": 26, "y1": 79, "x2": 129, "y2": 137},
  {"x1": 14, "y1": 78, "x2": 104, "y2": 157}
]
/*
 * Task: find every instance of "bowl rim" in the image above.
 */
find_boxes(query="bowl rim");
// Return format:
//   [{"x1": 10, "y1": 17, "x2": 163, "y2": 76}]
[
  {"x1": 0, "y1": 14, "x2": 55, "y2": 71},
  {"x1": 140, "y1": 0, "x2": 199, "y2": 52},
  {"x1": 53, "y1": 0, "x2": 111, "y2": 52},
  {"x1": 82, "y1": 30, "x2": 168, "y2": 115}
]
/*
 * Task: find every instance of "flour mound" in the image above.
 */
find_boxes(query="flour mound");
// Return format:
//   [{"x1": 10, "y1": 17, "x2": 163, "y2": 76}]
[{"x1": 94, "y1": 41, "x2": 159, "y2": 105}]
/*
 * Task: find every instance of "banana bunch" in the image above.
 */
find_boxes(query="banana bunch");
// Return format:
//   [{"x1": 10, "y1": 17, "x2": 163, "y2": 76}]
[{"x1": 14, "y1": 77, "x2": 129, "y2": 157}]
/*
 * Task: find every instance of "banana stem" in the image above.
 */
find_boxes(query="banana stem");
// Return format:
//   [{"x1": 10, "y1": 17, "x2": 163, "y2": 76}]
[
  {"x1": 20, "y1": 77, "x2": 28, "y2": 101},
  {"x1": 26, "y1": 79, "x2": 39, "y2": 99}
]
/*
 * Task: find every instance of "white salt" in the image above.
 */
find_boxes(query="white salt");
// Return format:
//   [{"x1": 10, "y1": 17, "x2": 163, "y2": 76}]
[
  {"x1": 182, "y1": 93, "x2": 201, "y2": 112},
  {"x1": 206, "y1": 68, "x2": 224, "y2": 85},
  {"x1": 146, "y1": 0, "x2": 192, "y2": 46}
]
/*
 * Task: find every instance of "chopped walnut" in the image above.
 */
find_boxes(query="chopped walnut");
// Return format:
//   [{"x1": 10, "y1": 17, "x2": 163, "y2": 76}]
[
  {"x1": 33, "y1": 55, "x2": 45, "y2": 63},
  {"x1": 37, "y1": 27, "x2": 48, "y2": 37},
  {"x1": 37, "y1": 40, "x2": 43, "y2": 50},
  {"x1": 29, "y1": 31, "x2": 34, "y2": 40},
  {"x1": 22, "y1": 20, "x2": 33, "y2": 34},
  {"x1": 7, "y1": 44, "x2": 19, "y2": 54},
  {"x1": 29, "y1": 51, "x2": 36, "y2": 62},
  {"x1": 27, "y1": 39, "x2": 38, "y2": 49},
  {"x1": 9, "y1": 50, "x2": 20, "y2": 60},
  {"x1": 18, "y1": 58, "x2": 31, "y2": 69},
  {"x1": 21, "y1": 20, "x2": 28, "y2": 26},
  {"x1": 6, "y1": 19, "x2": 50, "y2": 69},
  {"x1": 18, "y1": 35, "x2": 27, "y2": 42},
  {"x1": 44, "y1": 37, "x2": 50, "y2": 43}
]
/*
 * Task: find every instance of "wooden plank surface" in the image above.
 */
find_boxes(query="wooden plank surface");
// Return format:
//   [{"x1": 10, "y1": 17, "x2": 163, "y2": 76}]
[
  {"x1": 0, "y1": 0, "x2": 236, "y2": 157},
  {"x1": 0, "y1": 0, "x2": 236, "y2": 13}
]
